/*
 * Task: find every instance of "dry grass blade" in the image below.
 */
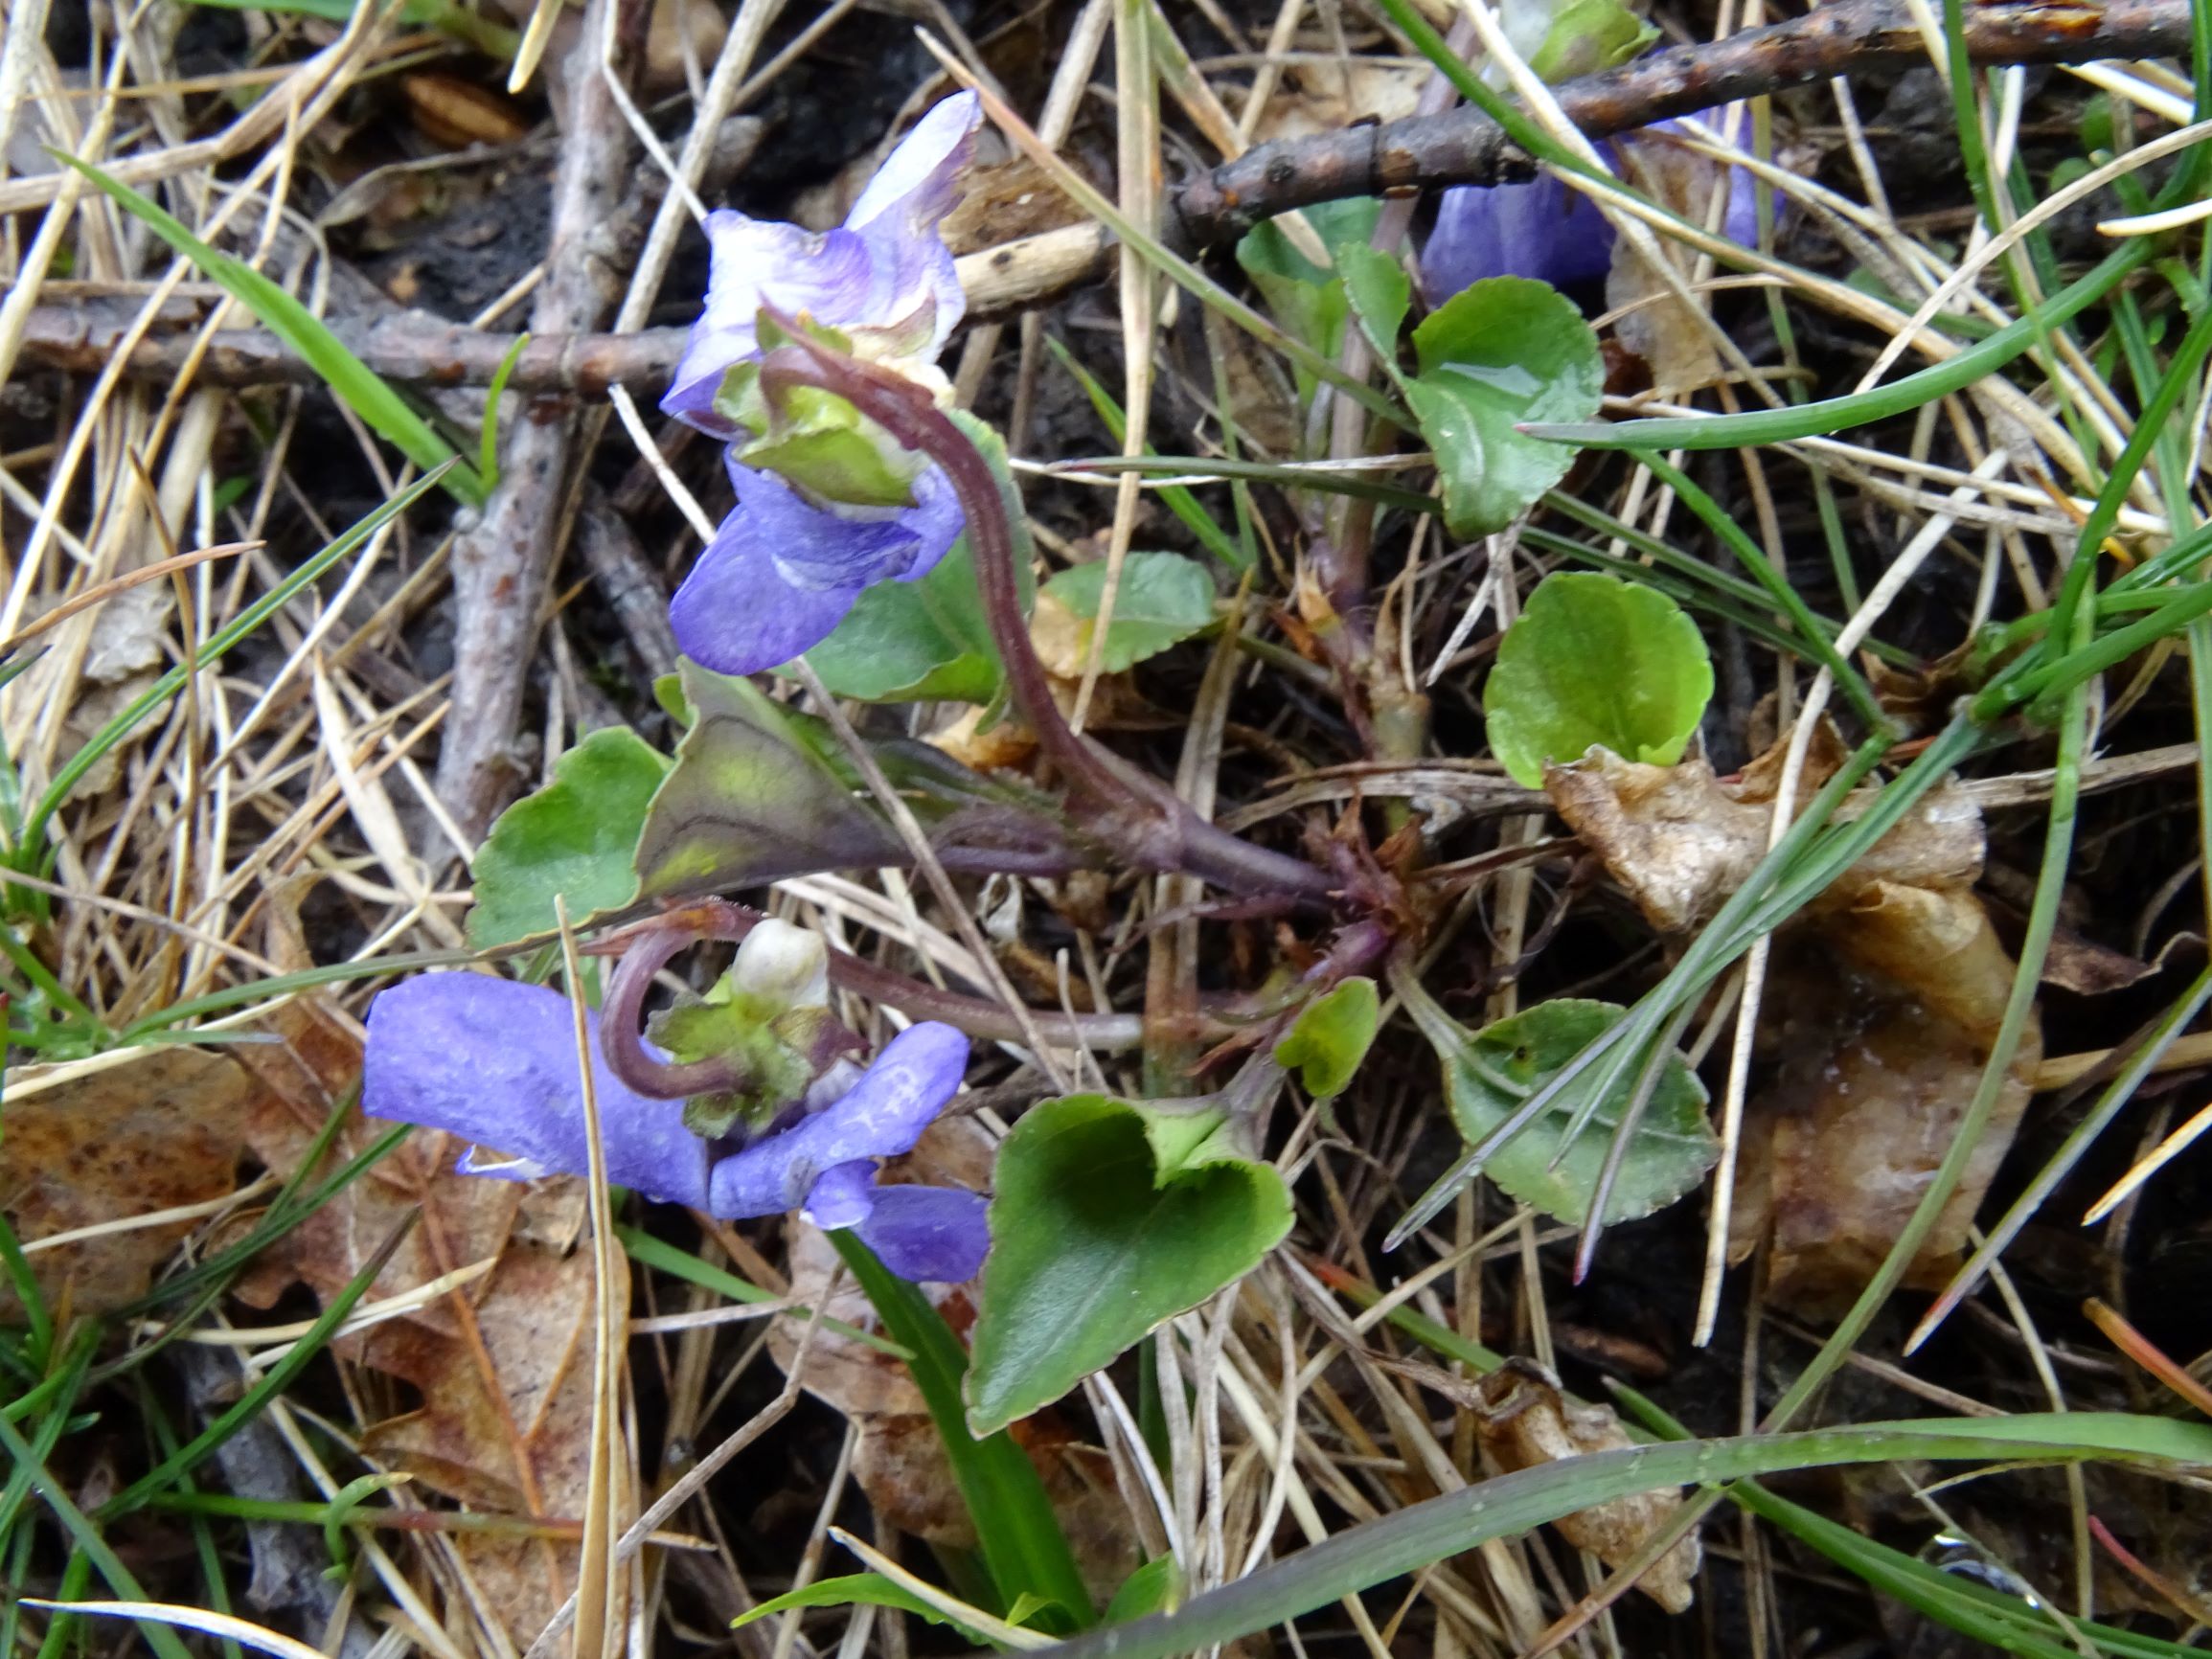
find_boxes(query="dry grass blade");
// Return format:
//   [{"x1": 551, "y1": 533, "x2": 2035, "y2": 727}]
[{"x1": 557, "y1": 894, "x2": 627, "y2": 1659}]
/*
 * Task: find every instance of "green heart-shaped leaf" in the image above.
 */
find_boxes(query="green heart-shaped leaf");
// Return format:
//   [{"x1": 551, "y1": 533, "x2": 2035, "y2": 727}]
[
  {"x1": 1338, "y1": 243, "x2": 1411, "y2": 366},
  {"x1": 1432, "y1": 998, "x2": 1717, "y2": 1225},
  {"x1": 466, "y1": 726, "x2": 670, "y2": 949},
  {"x1": 633, "y1": 661, "x2": 909, "y2": 898},
  {"x1": 967, "y1": 1095, "x2": 1292, "y2": 1434},
  {"x1": 1406, "y1": 276, "x2": 1602, "y2": 537},
  {"x1": 1236, "y1": 198, "x2": 1384, "y2": 402},
  {"x1": 800, "y1": 534, "x2": 1003, "y2": 703},
  {"x1": 1483, "y1": 570, "x2": 1714, "y2": 785},
  {"x1": 799, "y1": 411, "x2": 1034, "y2": 705}
]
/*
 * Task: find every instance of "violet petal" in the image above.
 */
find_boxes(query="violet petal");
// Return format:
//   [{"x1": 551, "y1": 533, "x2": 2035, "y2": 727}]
[
  {"x1": 669, "y1": 466, "x2": 870, "y2": 676},
  {"x1": 708, "y1": 1021, "x2": 969, "y2": 1219},
  {"x1": 663, "y1": 219, "x2": 876, "y2": 438},
  {"x1": 851, "y1": 1185, "x2": 991, "y2": 1283},
  {"x1": 845, "y1": 91, "x2": 983, "y2": 361},
  {"x1": 363, "y1": 974, "x2": 712, "y2": 1209},
  {"x1": 1421, "y1": 172, "x2": 1616, "y2": 305},
  {"x1": 769, "y1": 458, "x2": 963, "y2": 593},
  {"x1": 661, "y1": 93, "x2": 982, "y2": 440},
  {"x1": 799, "y1": 1159, "x2": 879, "y2": 1229},
  {"x1": 845, "y1": 91, "x2": 983, "y2": 235}
]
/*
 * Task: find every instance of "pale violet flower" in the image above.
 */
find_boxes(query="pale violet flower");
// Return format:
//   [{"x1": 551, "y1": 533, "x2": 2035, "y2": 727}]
[
  {"x1": 658, "y1": 92, "x2": 983, "y2": 677},
  {"x1": 363, "y1": 975, "x2": 989, "y2": 1283},
  {"x1": 661, "y1": 91, "x2": 983, "y2": 434}
]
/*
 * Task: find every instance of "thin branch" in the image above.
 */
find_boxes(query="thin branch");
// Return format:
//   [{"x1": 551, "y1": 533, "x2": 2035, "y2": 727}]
[
  {"x1": 14, "y1": 0, "x2": 2188, "y2": 393},
  {"x1": 432, "y1": 0, "x2": 649, "y2": 836}
]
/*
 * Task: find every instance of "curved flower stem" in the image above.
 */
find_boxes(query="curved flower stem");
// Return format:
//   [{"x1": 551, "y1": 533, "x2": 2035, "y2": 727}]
[
  {"x1": 601, "y1": 925, "x2": 756, "y2": 1099},
  {"x1": 757, "y1": 330, "x2": 1337, "y2": 900},
  {"x1": 595, "y1": 900, "x2": 1157, "y2": 1058}
]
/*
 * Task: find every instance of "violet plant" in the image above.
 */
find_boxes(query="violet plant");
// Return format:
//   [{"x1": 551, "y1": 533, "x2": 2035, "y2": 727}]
[
  {"x1": 658, "y1": 91, "x2": 984, "y2": 676},
  {"x1": 362, "y1": 920, "x2": 989, "y2": 1284}
]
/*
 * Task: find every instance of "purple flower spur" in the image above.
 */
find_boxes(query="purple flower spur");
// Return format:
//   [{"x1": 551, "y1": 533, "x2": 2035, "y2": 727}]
[
  {"x1": 363, "y1": 974, "x2": 990, "y2": 1284},
  {"x1": 658, "y1": 91, "x2": 984, "y2": 678}
]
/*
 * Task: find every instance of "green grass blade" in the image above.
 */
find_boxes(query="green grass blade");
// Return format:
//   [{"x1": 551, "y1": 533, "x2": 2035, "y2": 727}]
[
  {"x1": 1047, "y1": 340, "x2": 1249, "y2": 570},
  {"x1": 616, "y1": 1225, "x2": 908, "y2": 1356},
  {"x1": 480, "y1": 330, "x2": 531, "y2": 487},
  {"x1": 1628, "y1": 450, "x2": 1886, "y2": 729},
  {"x1": 0, "y1": 1410, "x2": 196, "y2": 1659},
  {"x1": 98, "y1": 1215, "x2": 417, "y2": 1518},
  {"x1": 1056, "y1": 454, "x2": 1434, "y2": 515},
  {"x1": 118, "y1": 946, "x2": 480, "y2": 1040},
  {"x1": 1521, "y1": 242, "x2": 2152, "y2": 450},
  {"x1": 52, "y1": 153, "x2": 486, "y2": 507},
  {"x1": 830, "y1": 1231, "x2": 1096, "y2": 1630},
  {"x1": 1026, "y1": 1415, "x2": 2212, "y2": 1659}
]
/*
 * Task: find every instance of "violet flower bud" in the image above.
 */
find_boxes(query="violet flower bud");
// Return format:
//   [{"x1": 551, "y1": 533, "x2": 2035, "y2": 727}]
[{"x1": 1420, "y1": 117, "x2": 1763, "y2": 307}]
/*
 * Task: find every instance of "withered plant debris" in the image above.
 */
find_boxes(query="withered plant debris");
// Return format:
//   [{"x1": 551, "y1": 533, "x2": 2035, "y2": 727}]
[
  {"x1": 1471, "y1": 1359, "x2": 1702, "y2": 1614},
  {"x1": 1548, "y1": 721, "x2": 2039, "y2": 1315}
]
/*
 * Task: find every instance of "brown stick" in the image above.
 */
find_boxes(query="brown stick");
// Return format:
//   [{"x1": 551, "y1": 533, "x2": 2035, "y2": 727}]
[
  {"x1": 1174, "y1": 0, "x2": 2193, "y2": 244},
  {"x1": 432, "y1": 0, "x2": 646, "y2": 837},
  {"x1": 10, "y1": 0, "x2": 2190, "y2": 398}
]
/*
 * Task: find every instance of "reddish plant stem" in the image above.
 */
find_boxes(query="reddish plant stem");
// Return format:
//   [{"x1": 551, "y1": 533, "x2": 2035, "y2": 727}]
[
  {"x1": 595, "y1": 901, "x2": 1150, "y2": 1070},
  {"x1": 756, "y1": 332, "x2": 1337, "y2": 900},
  {"x1": 601, "y1": 924, "x2": 754, "y2": 1098}
]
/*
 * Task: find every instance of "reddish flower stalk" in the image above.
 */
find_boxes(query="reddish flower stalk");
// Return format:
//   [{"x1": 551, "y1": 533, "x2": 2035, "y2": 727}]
[
  {"x1": 601, "y1": 919, "x2": 757, "y2": 1099},
  {"x1": 756, "y1": 328, "x2": 1337, "y2": 900}
]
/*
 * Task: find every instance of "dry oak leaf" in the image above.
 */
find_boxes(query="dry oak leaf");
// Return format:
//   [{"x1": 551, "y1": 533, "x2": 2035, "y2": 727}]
[
  {"x1": 1548, "y1": 723, "x2": 2039, "y2": 1318},
  {"x1": 0, "y1": 1045, "x2": 256, "y2": 1318},
  {"x1": 1472, "y1": 1359, "x2": 1701, "y2": 1614},
  {"x1": 1544, "y1": 728, "x2": 1982, "y2": 934},
  {"x1": 1730, "y1": 883, "x2": 2040, "y2": 1316}
]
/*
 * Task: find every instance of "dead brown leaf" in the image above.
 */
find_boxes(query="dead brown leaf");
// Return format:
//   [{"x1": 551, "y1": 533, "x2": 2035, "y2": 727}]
[
  {"x1": 942, "y1": 155, "x2": 1089, "y2": 256},
  {"x1": 1251, "y1": 63, "x2": 1426, "y2": 144},
  {"x1": 398, "y1": 73, "x2": 530, "y2": 150},
  {"x1": 1731, "y1": 884, "x2": 2039, "y2": 1315},
  {"x1": 0, "y1": 1045, "x2": 255, "y2": 1318},
  {"x1": 1551, "y1": 721, "x2": 2039, "y2": 1317},
  {"x1": 1471, "y1": 1360, "x2": 1701, "y2": 1613},
  {"x1": 1546, "y1": 739, "x2": 1981, "y2": 933}
]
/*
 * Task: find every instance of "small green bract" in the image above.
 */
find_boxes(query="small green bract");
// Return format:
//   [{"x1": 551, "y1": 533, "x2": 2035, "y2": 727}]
[{"x1": 1484, "y1": 571, "x2": 1715, "y2": 786}]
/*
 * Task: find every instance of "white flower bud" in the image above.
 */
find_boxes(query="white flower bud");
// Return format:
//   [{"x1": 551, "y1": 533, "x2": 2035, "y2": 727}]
[{"x1": 731, "y1": 917, "x2": 831, "y2": 1011}]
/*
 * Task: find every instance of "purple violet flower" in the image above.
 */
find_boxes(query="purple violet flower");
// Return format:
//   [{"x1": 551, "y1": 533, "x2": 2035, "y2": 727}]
[
  {"x1": 657, "y1": 92, "x2": 983, "y2": 678},
  {"x1": 363, "y1": 975, "x2": 990, "y2": 1283},
  {"x1": 669, "y1": 444, "x2": 965, "y2": 679},
  {"x1": 1420, "y1": 119, "x2": 1762, "y2": 307}
]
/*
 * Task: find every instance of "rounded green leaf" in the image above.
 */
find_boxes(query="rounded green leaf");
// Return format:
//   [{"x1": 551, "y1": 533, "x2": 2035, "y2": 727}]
[
  {"x1": 966, "y1": 1096, "x2": 1292, "y2": 1435},
  {"x1": 1484, "y1": 571, "x2": 1714, "y2": 786},
  {"x1": 1407, "y1": 276, "x2": 1602, "y2": 536},
  {"x1": 1273, "y1": 978, "x2": 1380, "y2": 1098},
  {"x1": 1037, "y1": 552, "x2": 1218, "y2": 674},
  {"x1": 800, "y1": 535, "x2": 1003, "y2": 704},
  {"x1": 1436, "y1": 998, "x2": 1716, "y2": 1226},
  {"x1": 465, "y1": 727, "x2": 670, "y2": 949}
]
